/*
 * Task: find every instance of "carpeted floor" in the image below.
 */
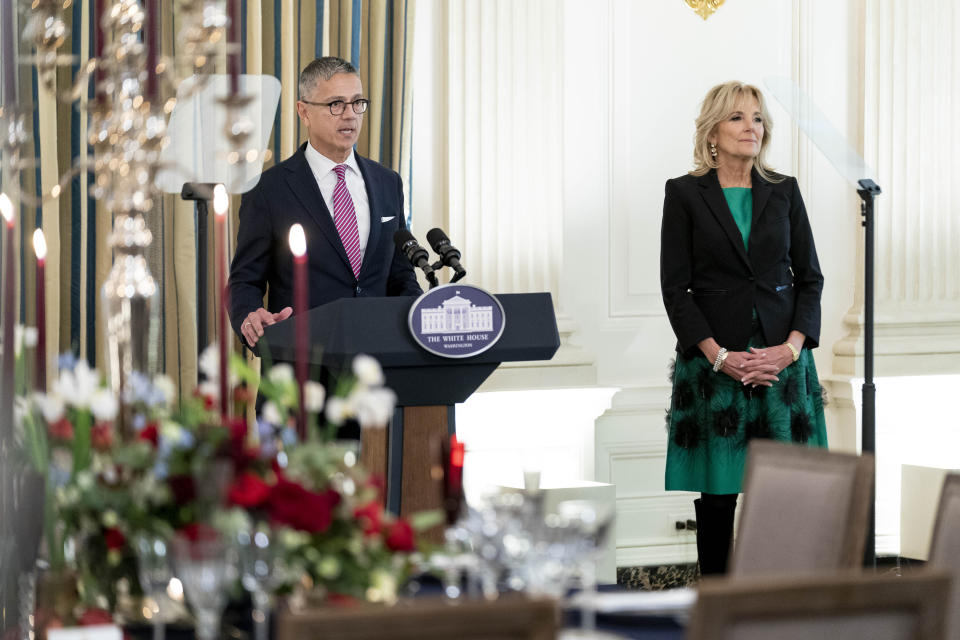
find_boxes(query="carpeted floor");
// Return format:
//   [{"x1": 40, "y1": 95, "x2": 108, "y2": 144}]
[
  {"x1": 616, "y1": 555, "x2": 918, "y2": 590},
  {"x1": 616, "y1": 563, "x2": 699, "y2": 591}
]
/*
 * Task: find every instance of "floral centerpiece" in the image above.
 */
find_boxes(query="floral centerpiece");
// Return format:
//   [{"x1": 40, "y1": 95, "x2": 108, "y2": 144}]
[{"x1": 16, "y1": 347, "x2": 437, "y2": 627}]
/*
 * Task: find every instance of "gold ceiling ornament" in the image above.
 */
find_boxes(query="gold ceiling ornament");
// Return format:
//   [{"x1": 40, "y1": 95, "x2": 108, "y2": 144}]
[{"x1": 685, "y1": 0, "x2": 726, "y2": 20}]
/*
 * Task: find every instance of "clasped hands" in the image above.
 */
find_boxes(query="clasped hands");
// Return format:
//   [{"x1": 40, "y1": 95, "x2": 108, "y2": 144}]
[{"x1": 716, "y1": 345, "x2": 794, "y2": 387}]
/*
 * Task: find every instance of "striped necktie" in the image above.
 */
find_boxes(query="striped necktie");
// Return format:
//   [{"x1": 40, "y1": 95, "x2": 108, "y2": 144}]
[{"x1": 332, "y1": 164, "x2": 362, "y2": 278}]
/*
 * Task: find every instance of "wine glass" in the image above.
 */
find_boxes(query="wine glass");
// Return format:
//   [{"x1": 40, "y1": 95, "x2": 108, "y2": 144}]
[
  {"x1": 135, "y1": 534, "x2": 173, "y2": 640},
  {"x1": 171, "y1": 533, "x2": 233, "y2": 640},
  {"x1": 555, "y1": 500, "x2": 614, "y2": 636},
  {"x1": 236, "y1": 526, "x2": 285, "y2": 640}
]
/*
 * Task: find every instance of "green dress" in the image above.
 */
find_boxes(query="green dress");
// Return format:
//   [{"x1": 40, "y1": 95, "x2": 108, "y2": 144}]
[{"x1": 664, "y1": 187, "x2": 828, "y2": 495}]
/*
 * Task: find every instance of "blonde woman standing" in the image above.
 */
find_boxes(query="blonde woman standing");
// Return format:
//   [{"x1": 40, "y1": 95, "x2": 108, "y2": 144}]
[{"x1": 660, "y1": 81, "x2": 827, "y2": 576}]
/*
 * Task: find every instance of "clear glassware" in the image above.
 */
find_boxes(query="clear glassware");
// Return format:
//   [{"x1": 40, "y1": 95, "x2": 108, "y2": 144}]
[
  {"x1": 135, "y1": 534, "x2": 173, "y2": 640},
  {"x1": 555, "y1": 500, "x2": 615, "y2": 636},
  {"x1": 236, "y1": 527, "x2": 284, "y2": 640},
  {"x1": 172, "y1": 534, "x2": 232, "y2": 640}
]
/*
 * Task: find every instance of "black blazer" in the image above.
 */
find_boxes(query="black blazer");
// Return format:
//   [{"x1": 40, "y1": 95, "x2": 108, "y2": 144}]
[
  {"x1": 660, "y1": 167, "x2": 823, "y2": 358},
  {"x1": 228, "y1": 143, "x2": 423, "y2": 346}
]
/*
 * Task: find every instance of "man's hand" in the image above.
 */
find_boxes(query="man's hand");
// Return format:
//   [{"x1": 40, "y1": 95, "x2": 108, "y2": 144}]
[{"x1": 241, "y1": 307, "x2": 293, "y2": 346}]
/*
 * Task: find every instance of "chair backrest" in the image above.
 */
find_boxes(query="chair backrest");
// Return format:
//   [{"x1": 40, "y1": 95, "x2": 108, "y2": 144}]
[
  {"x1": 687, "y1": 570, "x2": 950, "y2": 640},
  {"x1": 730, "y1": 440, "x2": 874, "y2": 577},
  {"x1": 276, "y1": 594, "x2": 558, "y2": 640},
  {"x1": 928, "y1": 474, "x2": 960, "y2": 640}
]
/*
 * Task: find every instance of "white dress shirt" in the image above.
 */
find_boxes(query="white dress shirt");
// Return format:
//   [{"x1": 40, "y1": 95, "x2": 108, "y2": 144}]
[{"x1": 303, "y1": 143, "x2": 371, "y2": 260}]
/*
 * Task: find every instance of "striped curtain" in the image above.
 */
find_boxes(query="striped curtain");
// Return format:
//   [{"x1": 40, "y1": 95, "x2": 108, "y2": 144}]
[{"x1": 0, "y1": 0, "x2": 416, "y2": 396}]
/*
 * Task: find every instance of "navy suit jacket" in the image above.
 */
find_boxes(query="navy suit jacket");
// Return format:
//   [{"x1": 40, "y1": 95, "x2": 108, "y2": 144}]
[
  {"x1": 228, "y1": 142, "x2": 422, "y2": 346},
  {"x1": 660, "y1": 167, "x2": 824, "y2": 358}
]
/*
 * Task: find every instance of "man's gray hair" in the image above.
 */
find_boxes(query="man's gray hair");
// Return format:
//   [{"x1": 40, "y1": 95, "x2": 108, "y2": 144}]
[{"x1": 298, "y1": 57, "x2": 359, "y2": 99}]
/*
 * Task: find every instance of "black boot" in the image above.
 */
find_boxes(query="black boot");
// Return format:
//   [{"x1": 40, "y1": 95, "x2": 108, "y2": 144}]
[{"x1": 694, "y1": 495, "x2": 736, "y2": 576}]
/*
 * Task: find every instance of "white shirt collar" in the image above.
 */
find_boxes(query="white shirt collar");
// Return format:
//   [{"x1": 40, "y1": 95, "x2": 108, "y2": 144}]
[{"x1": 304, "y1": 143, "x2": 360, "y2": 178}]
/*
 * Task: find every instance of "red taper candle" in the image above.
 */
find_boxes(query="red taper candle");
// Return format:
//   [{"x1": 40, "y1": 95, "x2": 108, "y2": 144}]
[
  {"x1": 94, "y1": 0, "x2": 106, "y2": 89},
  {"x1": 213, "y1": 185, "x2": 230, "y2": 420},
  {"x1": 145, "y1": 0, "x2": 159, "y2": 101},
  {"x1": 288, "y1": 224, "x2": 308, "y2": 438},
  {"x1": 227, "y1": 0, "x2": 240, "y2": 96},
  {"x1": 448, "y1": 435, "x2": 464, "y2": 497},
  {"x1": 32, "y1": 229, "x2": 46, "y2": 392}
]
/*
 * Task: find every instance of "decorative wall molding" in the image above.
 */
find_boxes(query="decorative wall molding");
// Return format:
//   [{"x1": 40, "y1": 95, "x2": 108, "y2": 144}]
[
  {"x1": 443, "y1": 0, "x2": 564, "y2": 299},
  {"x1": 833, "y1": 0, "x2": 960, "y2": 377}
]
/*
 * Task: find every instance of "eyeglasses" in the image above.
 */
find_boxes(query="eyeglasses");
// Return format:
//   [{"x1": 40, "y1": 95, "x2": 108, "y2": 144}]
[{"x1": 299, "y1": 98, "x2": 370, "y2": 116}]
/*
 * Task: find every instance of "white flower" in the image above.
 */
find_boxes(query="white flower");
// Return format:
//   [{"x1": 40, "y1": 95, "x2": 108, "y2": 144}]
[
  {"x1": 352, "y1": 387, "x2": 396, "y2": 429},
  {"x1": 198, "y1": 380, "x2": 219, "y2": 400},
  {"x1": 352, "y1": 354, "x2": 384, "y2": 386},
  {"x1": 76, "y1": 471, "x2": 95, "y2": 491},
  {"x1": 324, "y1": 397, "x2": 350, "y2": 426},
  {"x1": 22, "y1": 326, "x2": 38, "y2": 349},
  {"x1": 54, "y1": 360, "x2": 101, "y2": 409},
  {"x1": 13, "y1": 325, "x2": 38, "y2": 356},
  {"x1": 160, "y1": 420, "x2": 184, "y2": 443},
  {"x1": 267, "y1": 363, "x2": 295, "y2": 385},
  {"x1": 34, "y1": 392, "x2": 65, "y2": 423},
  {"x1": 262, "y1": 401, "x2": 283, "y2": 426},
  {"x1": 303, "y1": 380, "x2": 325, "y2": 413},
  {"x1": 198, "y1": 343, "x2": 240, "y2": 386},
  {"x1": 198, "y1": 344, "x2": 219, "y2": 381},
  {"x1": 368, "y1": 568, "x2": 398, "y2": 604},
  {"x1": 90, "y1": 389, "x2": 119, "y2": 422},
  {"x1": 318, "y1": 555, "x2": 341, "y2": 579},
  {"x1": 102, "y1": 510, "x2": 119, "y2": 528},
  {"x1": 153, "y1": 374, "x2": 176, "y2": 406}
]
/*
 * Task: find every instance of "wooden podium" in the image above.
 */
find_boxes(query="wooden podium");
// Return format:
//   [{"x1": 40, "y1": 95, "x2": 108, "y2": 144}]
[{"x1": 260, "y1": 293, "x2": 560, "y2": 518}]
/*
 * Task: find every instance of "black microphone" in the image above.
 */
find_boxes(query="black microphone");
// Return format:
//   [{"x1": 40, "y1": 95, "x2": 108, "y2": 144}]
[
  {"x1": 393, "y1": 230, "x2": 438, "y2": 288},
  {"x1": 426, "y1": 228, "x2": 467, "y2": 283}
]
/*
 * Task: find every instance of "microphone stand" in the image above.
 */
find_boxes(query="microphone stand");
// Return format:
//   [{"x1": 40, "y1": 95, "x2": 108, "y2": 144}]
[
  {"x1": 430, "y1": 259, "x2": 466, "y2": 284},
  {"x1": 857, "y1": 178, "x2": 881, "y2": 569},
  {"x1": 181, "y1": 182, "x2": 219, "y2": 351}
]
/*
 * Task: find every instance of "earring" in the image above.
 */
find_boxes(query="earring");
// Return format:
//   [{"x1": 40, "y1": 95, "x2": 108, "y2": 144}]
[{"x1": 709, "y1": 142, "x2": 718, "y2": 159}]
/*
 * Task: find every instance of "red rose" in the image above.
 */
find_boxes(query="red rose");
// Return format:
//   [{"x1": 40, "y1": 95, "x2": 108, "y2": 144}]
[
  {"x1": 139, "y1": 422, "x2": 159, "y2": 446},
  {"x1": 228, "y1": 472, "x2": 271, "y2": 508},
  {"x1": 78, "y1": 608, "x2": 113, "y2": 626},
  {"x1": 384, "y1": 519, "x2": 415, "y2": 552},
  {"x1": 193, "y1": 389, "x2": 215, "y2": 410},
  {"x1": 91, "y1": 422, "x2": 114, "y2": 451},
  {"x1": 104, "y1": 527, "x2": 126, "y2": 551},
  {"x1": 269, "y1": 479, "x2": 341, "y2": 533},
  {"x1": 48, "y1": 417, "x2": 73, "y2": 441},
  {"x1": 354, "y1": 501, "x2": 383, "y2": 536}
]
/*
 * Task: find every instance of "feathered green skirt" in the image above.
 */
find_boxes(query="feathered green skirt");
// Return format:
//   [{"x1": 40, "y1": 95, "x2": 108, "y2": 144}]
[{"x1": 664, "y1": 337, "x2": 828, "y2": 494}]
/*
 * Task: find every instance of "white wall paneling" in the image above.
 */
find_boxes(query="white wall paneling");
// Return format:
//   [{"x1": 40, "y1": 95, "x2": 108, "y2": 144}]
[
  {"x1": 412, "y1": 0, "x2": 596, "y2": 390},
  {"x1": 412, "y1": 0, "x2": 958, "y2": 567},
  {"x1": 834, "y1": 0, "x2": 960, "y2": 377}
]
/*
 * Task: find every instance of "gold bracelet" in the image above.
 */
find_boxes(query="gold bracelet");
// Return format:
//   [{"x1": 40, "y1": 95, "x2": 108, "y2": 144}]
[{"x1": 784, "y1": 342, "x2": 799, "y2": 362}]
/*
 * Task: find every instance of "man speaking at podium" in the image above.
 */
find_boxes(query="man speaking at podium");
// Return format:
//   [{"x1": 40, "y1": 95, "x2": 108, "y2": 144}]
[{"x1": 228, "y1": 56, "x2": 422, "y2": 349}]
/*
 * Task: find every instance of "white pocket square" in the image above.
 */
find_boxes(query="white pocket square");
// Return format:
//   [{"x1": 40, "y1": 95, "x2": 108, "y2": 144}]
[{"x1": 381, "y1": 216, "x2": 395, "y2": 222}]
